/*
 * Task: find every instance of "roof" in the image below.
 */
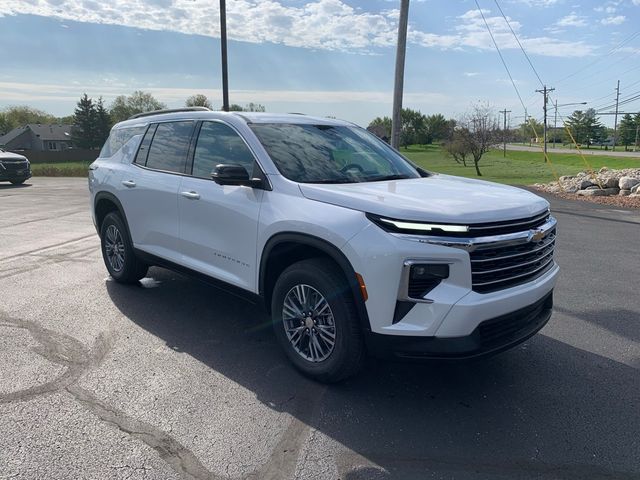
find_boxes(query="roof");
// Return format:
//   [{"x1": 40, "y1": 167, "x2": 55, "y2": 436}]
[
  {"x1": 0, "y1": 126, "x2": 28, "y2": 146},
  {"x1": 0, "y1": 124, "x2": 73, "y2": 145},
  {"x1": 27, "y1": 124, "x2": 73, "y2": 141}
]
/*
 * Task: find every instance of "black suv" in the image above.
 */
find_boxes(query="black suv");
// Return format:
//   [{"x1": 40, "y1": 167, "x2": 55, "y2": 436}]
[{"x1": 0, "y1": 149, "x2": 32, "y2": 185}]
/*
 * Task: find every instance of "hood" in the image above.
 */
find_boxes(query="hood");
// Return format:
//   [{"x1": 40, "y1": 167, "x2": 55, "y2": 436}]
[
  {"x1": 0, "y1": 151, "x2": 28, "y2": 161},
  {"x1": 298, "y1": 174, "x2": 549, "y2": 224}
]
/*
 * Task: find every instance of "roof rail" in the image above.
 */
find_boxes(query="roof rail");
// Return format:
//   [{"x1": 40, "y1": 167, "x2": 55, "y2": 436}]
[{"x1": 128, "y1": 107, "x2": 211, "y2": 120}]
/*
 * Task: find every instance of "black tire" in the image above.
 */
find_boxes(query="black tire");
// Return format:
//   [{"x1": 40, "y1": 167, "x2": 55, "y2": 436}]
[
  {"x1": 271, "y1": 258, "x2": 365, "y2": 382},
  {"x1": 10, "y1": 180, "x2": 25, "y2": 185},
  {"x1": 100, "y1": 212, "x2": 148, "y2": 284}
]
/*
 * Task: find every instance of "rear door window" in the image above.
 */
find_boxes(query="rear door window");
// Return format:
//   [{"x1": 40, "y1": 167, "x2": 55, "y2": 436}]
[
  {"x1": 100, "y1": 125, "x2": 147, "y2": 157},
  {"x1": 134, "y1": 124, "x2": 157, "y2": 166},
  {"x1": 145, "y1": 121, "x2": 195, "y2": 174}
]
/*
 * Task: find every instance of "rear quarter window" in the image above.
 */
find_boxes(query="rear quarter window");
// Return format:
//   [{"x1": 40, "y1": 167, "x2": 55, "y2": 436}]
[{"x1": 100, "y1": 125, "x2": 147, "y2": 157}]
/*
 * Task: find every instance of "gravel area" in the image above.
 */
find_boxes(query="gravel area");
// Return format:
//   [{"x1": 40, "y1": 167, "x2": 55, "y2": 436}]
[{"x1": 531, "y1": 186, "x2": 640, "y2": 209}]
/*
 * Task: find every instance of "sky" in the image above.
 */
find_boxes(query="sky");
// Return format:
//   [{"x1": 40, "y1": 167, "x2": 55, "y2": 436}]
[{"x1": 0, "y1": 0, "x2": 638, "y2": 127}]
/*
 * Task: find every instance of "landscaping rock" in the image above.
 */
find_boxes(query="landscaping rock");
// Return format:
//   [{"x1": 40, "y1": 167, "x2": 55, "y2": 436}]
[
  {"x1": 603, "y1": 177, "x2": 619, "y2": 188},
  {"x1": 579, "y1": 179, "x2": 595, "y2": 189},
  {"x1": 632, "y1": 184, "x2": 640, "y2": 194},
  {"x1": 578, "y1": 189, "x2": 607, "y2": 196},
  {"x1": 619, "y1": 176, "x2": 640, "y2": 190},
  {"x1": 619, "y1": 189, "x2": 631, "y2": 196}
]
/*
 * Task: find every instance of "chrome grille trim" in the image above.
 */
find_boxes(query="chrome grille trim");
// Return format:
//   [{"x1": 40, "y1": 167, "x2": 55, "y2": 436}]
[{"x1": 393, "y1": 215, "x2": 557, "y2": 294}]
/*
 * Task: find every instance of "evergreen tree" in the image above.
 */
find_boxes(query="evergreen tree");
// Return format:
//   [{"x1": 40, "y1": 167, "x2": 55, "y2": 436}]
[
  {"x1": 72, "y1": 93, "x2": 97, "y2": 149},
  {"x1": 563, "y1": 109, "x2": 604, "y2": 147},
  {"x1": 618, "y1": 114, "x2": 636, "y2": 150},
  {"x1": 95, "y1": 97, "x2": 112, "y2": 147}
]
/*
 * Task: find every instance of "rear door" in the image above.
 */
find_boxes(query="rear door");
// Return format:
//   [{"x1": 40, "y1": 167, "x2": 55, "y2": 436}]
[
  {"x1": 178, "y1": 121, "x2": 264, "y2": 291},
  {"x1": 120, "y1": 120, "x2": 195, "y2": 263}
]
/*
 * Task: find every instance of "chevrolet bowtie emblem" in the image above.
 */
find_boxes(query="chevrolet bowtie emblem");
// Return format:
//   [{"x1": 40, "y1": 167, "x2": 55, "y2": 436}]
[{"x1": 529, "y1": 229, "x2": 545, "y2": 242}]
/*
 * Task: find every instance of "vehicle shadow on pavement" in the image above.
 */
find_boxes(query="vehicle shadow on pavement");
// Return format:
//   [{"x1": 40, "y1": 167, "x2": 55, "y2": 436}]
[
  {"x1": 106, "y1": 267, "x2": 640, "y2": 480},
  {"x1": 0, "y1": 182, "x2": 31, "y2": 189}
]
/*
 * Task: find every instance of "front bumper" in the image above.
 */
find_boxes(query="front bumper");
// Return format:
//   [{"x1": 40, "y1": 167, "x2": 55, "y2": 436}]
[
  {"x1": 0, "y1": 168, "x2": 32, "y2": 182},
  {"x1": 365, "y1": 291, "x2": 553, "y2": 359}
]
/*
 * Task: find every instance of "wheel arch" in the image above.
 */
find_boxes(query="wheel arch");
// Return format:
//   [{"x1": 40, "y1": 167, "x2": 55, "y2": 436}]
[
  {"x1": 259, "y1": 232, "x2": 371, "y2": 332},
  {"x1": 94, "y1": 192, "x2": 131, "y2": 240}
]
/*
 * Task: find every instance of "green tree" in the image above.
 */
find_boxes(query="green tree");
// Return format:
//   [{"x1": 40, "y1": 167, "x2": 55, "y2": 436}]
[
  {"x1": 563, "y1": 108, "x2": 604, "y2": 147},
  {"x1": 424, "y1": 114, "x2": 454, "y2": 144},
  {"x1": 185, "y1": 94, "x2": 213, "y2": 109},
  {"x1": 0, "y1": 106, "x2": 57, "y2": 134},
  {"x1": 618, "y1": 113, "x2": 636, "y2": 150},
  {"x1": 72, "y1": 93, "x2": 97, "y2": 149},
  {"x1": 109, "y1": 91, "x2": 167, "y2": 123},
  {"x1": 227, "y1": 103, "x2": 266, "y2": 112},
  {"x1": 95, "y1": 97, "x2": 112, "y2": 147}
]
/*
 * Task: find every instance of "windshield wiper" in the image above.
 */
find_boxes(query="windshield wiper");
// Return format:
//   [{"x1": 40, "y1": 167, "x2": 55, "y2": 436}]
[
  {"x1": 305, "y1": 179, "x2": 358, "y2": 184},
  {"x1": 365, "y1": 174, "x2": 412, "y2": 182}
]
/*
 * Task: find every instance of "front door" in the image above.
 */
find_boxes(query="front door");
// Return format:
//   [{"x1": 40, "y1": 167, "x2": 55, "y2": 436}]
[{"x1": 178, "y1": 121, "x2": 264, "y2": 292}]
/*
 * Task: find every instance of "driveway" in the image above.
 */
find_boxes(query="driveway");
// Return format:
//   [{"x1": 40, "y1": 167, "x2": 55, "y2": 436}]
[{"x1": 1, "y1": 177, "x2": 639, "y2": 479}]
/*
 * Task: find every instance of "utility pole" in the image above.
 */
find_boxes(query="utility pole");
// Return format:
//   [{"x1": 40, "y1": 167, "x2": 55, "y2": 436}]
[
  {"x1": 612, "y1": 80, "x2": 620, "y2": 151},
  {"x1": 391, "y1": 0, "x2": 409, "y2": 150},
  {"x1": 553, "y1": 100, "x2": 557, "y2": 149},
  {"x1": 635, "y1": 124, "x2": 639, "y2": 152},
  {"x1": 524, "y1": 108, "x2": 531, "y2": 146},
  {"x1": 535, "y1": 85, "x2": 554, "y2": 160},
  {"x1": 500, "y1": 109, "x2": 511, "y2": 157},
  {"x1": 219, "y1": 0, "x2": 230, "y2": 112}
]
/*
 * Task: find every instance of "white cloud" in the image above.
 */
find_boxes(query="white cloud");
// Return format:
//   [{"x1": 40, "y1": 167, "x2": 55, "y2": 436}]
[
  {"x1": 556, "y1": 13, "x2": 588, "y2": 27},
  {"x1": 464, "y1": 72, "x2": 480, "y2": 77},
  {"x1": 0, "y1": 1, "x2": 596, "y2": 57},
  {"x1": 601, "y1": 15, "x2": 626, "y2": 25}
]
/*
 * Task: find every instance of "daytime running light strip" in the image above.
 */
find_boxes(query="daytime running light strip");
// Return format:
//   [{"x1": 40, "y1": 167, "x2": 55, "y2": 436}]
[{"x1": 378, "y1": 218, "x2": 470, "y2": 233}]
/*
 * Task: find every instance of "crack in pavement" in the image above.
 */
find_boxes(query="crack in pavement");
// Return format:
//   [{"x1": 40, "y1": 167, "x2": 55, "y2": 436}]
[{"x1": 0, "y1": 313, "x2": 327, "y2": 480}]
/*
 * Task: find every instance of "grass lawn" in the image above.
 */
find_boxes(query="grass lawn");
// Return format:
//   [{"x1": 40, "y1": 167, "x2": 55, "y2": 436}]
[
  {"x1": 402, "y1": 145, "x2": 640, "y2": 185},
  {"x1": 31, "y1": 161, "x2": 91, "y2": 177}
]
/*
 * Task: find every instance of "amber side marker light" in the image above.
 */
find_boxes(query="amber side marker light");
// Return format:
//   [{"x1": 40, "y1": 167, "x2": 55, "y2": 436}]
[{"x1": 355, "y1": 273, "x2": 368, "y2": 301}]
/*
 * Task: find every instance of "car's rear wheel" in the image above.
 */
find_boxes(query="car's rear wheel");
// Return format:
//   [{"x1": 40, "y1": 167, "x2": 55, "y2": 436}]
[
  {"x1": 100, "y1": 212, "x2": 148, "y2": 284},
  {"x1": 271, "y1": 258, "x2": 365, "y2": 382}
]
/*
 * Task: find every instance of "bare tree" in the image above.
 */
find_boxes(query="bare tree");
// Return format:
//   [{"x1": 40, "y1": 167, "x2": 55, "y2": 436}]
[
  {"x1": 442, "y1": 137, "x2": 468, "y2": 167},
  {"x1": 457, "y1": 103, "x2": 500, "y2": 176}
]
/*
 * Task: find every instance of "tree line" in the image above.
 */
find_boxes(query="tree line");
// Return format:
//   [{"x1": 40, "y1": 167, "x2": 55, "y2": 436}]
[{"x1": 0, "y1": 92, "x2": 266, "y2": 149}]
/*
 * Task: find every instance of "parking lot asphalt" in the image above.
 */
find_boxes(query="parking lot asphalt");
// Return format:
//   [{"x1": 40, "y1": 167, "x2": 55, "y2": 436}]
[{"x1": 1, "y1": 177, "x2": 639, "y2": 480}]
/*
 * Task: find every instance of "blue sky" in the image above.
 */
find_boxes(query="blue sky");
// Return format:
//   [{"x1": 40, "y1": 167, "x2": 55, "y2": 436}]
[{"x1": 0, "y1": 0, "x2": 638, "y2": 127}]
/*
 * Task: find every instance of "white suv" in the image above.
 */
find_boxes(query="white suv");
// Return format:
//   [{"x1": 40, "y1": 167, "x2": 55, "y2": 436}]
[{"x1": 89, "y1": 108, "x2": 558, "y2": 382}]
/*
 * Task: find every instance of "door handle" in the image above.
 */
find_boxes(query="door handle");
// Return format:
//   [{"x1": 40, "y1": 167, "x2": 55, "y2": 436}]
[
  {"x1": 122, "y1": 180, "x2": 136, "y2": 188},
  {"x1": 180, "y1": 191, "x2": 200, "y2": 200}
]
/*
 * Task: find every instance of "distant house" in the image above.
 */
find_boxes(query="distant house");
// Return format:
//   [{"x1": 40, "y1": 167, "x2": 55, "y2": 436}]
[{"x1": 0, "y1": 124, "x2": 74, "y2": 151}]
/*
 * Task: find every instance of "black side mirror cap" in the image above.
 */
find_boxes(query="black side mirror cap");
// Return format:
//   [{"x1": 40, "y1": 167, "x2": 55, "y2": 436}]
[{"x1": 211, "y1": 164, "x2": 264, "y2": 188}]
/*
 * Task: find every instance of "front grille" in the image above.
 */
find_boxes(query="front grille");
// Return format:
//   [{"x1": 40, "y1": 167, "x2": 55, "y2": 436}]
[
  {"x1": 471, "y1": 227, "x2": 556, "y2": 293},
  {"x1": 467, "y1": 210, "x2": 550, "y2": 236},
  {"x1": 1, "y1": 160, "x2": 29, "y2": 172}
]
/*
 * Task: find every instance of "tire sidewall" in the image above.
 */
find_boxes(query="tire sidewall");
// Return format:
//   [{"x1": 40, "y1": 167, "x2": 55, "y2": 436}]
[
  {"x1": 271, "y1": 262, "x2": 357, "y2": 379},
  {"x1": 100, "y1": 212, "x2": 136, "y2": 282}
]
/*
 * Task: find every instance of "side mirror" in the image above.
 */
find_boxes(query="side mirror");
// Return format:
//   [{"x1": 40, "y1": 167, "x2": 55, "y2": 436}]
[{"x1": 211, "y1": 164, "x2": 263, "y2": 188}]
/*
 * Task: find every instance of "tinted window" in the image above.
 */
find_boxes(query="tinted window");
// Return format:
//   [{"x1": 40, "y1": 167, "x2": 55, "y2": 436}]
[
  {"x1": 145, "y1": 121, "x2": 194, "y2": 173},
  {"x1": 191, "y1": 122, "x2": 256, "y2": 179},
  {"x1": 100, "y1": 125, "x2": 147, "y2": 157},
  {"x1": 134, "y1": 124, "x2": 157, "y2": 166},
  {"x1": 249, "y1": 124, "x2": 419, "y2": 183}
]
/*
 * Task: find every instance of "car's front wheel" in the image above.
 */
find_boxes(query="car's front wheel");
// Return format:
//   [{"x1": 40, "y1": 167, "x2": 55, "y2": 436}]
[
  {"x1": 271, "y1": 258, "x2": 365, "y2": 382},
  {"x1": 10, "y1": 179, "x2": 25, "y2": 185},
  {"x1": 100, "y1": 212, "x2": 148, "y2": 284}
]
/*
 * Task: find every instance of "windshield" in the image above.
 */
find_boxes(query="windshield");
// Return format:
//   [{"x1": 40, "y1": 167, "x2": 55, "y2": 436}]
[{"x1": 249, "y1": 123, "x2": 420, "y2": 184}]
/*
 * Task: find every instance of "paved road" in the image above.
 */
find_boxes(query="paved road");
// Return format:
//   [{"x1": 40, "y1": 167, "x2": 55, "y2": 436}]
[
  {"x1": 1, "y1": 178, "x2": 639, "y2": 480},
  {"x1": 507, "y1": 144, "x2": 640, "y2": 158}
]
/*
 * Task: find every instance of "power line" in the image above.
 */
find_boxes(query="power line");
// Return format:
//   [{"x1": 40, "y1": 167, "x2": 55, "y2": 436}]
[
  {"x1": 493, "y1": 0, "x2": 544, "y2": 87},
  {"x1": 554, "y1": 30, "x2": 640, "y2": 85},
  {"x1": 473, "y1": 0, "x2": 526, "y2": 111}
]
